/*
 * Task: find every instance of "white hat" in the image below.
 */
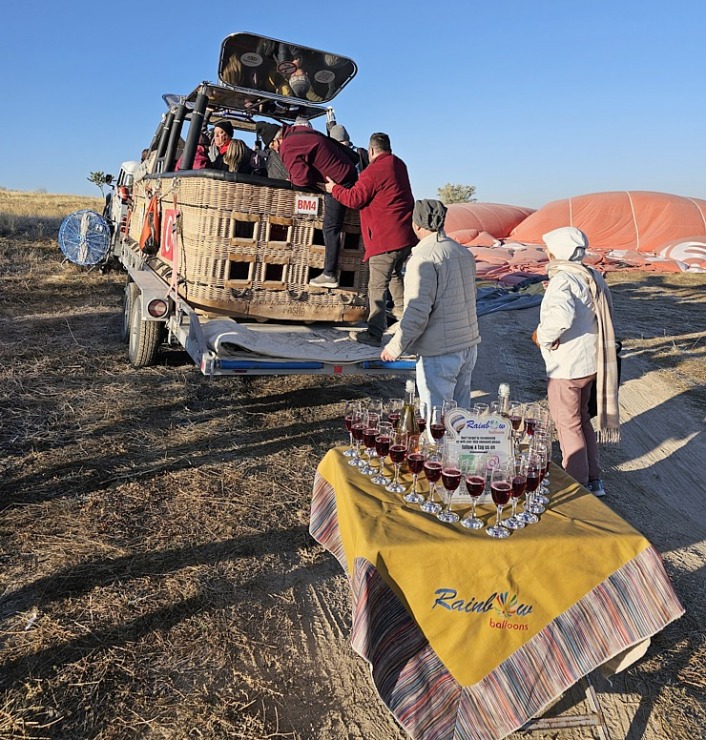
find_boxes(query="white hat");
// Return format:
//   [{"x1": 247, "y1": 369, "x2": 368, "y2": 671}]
[{"x1": 542, "y1": 226, "x2": 588, "y2": 262}]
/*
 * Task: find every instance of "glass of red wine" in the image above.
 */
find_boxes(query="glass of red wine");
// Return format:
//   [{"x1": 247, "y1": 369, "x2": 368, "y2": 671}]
[
  {"x1": 415, "y1": 399, "x2": 428, "y2": 437},
  {"x1": 531, "y1": 438, "x2": 551, "y2": 506},
  {"x1": 387, "y1": 398, "x2": 403, "y2": 429},
  {"x1": 460, "y1": 456, "x2": 486, "y2": 530},
  {"x1": 437, "y1": 449, "x2": 461, "y2": 523},
  {"x1": 421, "y1": 451, "x2": 443, "y2": 514},
  {"x1": 429, "y1": 405, "x2": 446, "y2": 452},
  {"x1": 358, "y1": 412, "x2": 379, "y2": 476},
  {"x1": 371, "y1": 422, "x2": 393, "y2": 486},
  {"x1": 343, "y1": 400, "x2": 361, "y2": 457},
  {"x1": 508, "y1": 401, "x2": 524, "y2": 456},
  {"x1": 517, "y1": 452, "x2": 541, "y2": 524},
  {"x1": 348, "y1": 409, "x2": 366, "y2": 468},
  {"x1": 487, "y1": 466, "x2": 512, "y2": 539},
  {"x1": 385, "y1": 430, "x2": 408, "y2": 494},
  {"x1": 403, "y1": 436, "x2": 427, "y2": 505},
  {"x1": 503, "y1": 458, "x2": 526, "y2": 530},
  {"x1": 523, "y1": 403, "x2": 540, "y2": 442}
]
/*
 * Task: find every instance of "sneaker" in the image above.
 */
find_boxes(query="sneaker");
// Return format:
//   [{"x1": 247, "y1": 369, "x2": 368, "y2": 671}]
[
  {"x1": 349, "y1": 330, "x2": 381, "y2": 347},
  {"x1": 587, "y1": 479, "x2": 606, "y2": 497},
  {"x1": 309, "y1": 273, "x2": 338, "y2": 288}
]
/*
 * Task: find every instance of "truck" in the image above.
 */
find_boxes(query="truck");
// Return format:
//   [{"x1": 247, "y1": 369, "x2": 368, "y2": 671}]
[{"x1": 102, "y1": 32, "x2": 414, "y2": 378}]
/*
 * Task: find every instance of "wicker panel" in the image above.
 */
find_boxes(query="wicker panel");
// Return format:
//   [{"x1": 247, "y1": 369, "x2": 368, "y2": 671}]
[{"x1": 127, "y1": 176, "x2": 371, "y2": 322}]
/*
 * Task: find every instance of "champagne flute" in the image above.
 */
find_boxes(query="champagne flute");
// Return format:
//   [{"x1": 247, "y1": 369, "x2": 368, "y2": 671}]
[
  {"x1": 385, "y1": 430, "x2": 408, "y2": 494},
  {"x1": 371, "y1": 422, "x2": 393, "y2": 486},
  {"x1": 517, "y1": 452, "x2": 541, "y2": 524},
  {"x1": 487, "y1": 465, "x2": 512, "y2": 539},
  {"x1": 437, "y1": 449, "x2": 461, "y2": 523},
  {"x1": 460, "y1": 456, "x2": 485, "y2": 530},
  {"x1": 429, "y1": 405, "x2": 445, "y2": 452},
  {"x1": 343, "y1": 400, "x2": 360, "y2": 457},
  {"x1": 403, "y1": 436, "x2": 427, "y2": 505},
  {"x1": 421, "y1": 451, "x2": 443, "y2": 514},
  {"x1": 415, "y1": 399, "x2": 428, "y2": 436},
  {"x1": 503, "y1": 458, "x2": 526, "y2": 530},
  {"x1": 523, "y1": 403, "x2": 540, "y2": 442}
]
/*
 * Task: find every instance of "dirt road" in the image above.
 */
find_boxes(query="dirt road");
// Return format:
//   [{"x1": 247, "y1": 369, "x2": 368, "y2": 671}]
[{"x1": 0, "y1": 238, "x2": 704, "y2": 739}]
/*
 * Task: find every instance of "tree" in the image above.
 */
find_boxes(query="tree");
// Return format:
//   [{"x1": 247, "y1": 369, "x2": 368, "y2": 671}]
[
  {"x1": 437, "y1": 183, "x2": 477, "y2": 205},
  {"x1": 87, "y1": 171, "x2": 111, "y2": 197}
]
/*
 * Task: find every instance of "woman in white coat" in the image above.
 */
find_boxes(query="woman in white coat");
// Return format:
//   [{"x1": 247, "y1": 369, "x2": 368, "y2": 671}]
[{"x1": 535, "y1": 227, "x2": 619, "y2": 496}]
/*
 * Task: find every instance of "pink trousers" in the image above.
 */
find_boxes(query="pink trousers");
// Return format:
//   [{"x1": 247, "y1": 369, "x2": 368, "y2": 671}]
[{"x1": 547, "y1": 374, "x2": 600, "y2": 487}]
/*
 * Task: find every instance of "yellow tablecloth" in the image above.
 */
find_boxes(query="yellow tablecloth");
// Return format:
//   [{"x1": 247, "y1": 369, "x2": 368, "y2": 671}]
[{"x1": 310, "y1": 447, "x2": 684, "y2": 740}]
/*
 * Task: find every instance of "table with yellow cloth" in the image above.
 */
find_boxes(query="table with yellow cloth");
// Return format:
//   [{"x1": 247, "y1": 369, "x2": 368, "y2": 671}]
[{"x1": 309, "y1": 447, "x2": 684, "y2": 740}]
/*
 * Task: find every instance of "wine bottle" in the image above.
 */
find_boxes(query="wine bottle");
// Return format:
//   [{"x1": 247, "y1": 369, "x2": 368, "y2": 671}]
[
  {"x1": 399, "y1": 379, "x2": 420, "y2": 437},
  {"x1": 497, "y1": 383, "x2": 511, "y2": 417}
]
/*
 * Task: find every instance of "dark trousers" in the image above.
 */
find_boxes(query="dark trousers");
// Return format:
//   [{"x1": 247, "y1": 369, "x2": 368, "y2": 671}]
[
  {"x1": 366, "y1": 247, "x2": 411, "y2": 339},
  {"x1": 323, "y1": 193, "x2": 347, "y2": 275}
]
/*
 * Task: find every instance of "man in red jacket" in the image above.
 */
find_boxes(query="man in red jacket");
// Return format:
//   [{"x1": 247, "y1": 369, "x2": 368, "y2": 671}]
[
  {"x1": 280, "y1": 119, "x2": 358, "y2": 289},
  {"x1": 324, "y1": 132, "x2": 416, "y2": 346}
]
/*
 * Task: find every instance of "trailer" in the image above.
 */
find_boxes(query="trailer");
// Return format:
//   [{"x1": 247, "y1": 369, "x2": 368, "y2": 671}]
[{"x1": 99, "y1": 32, "x2": 414, "y2": 377}]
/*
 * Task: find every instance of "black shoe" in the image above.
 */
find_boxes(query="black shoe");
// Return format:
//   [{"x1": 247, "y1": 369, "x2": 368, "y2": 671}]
[{"x1": 349, "y1": 330, "x2": 381, "y2": 347}]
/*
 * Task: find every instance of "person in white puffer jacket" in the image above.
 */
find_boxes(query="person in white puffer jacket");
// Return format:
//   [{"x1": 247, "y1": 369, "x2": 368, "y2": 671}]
[
  {"x1": 381, "y1": 199, "x2": 480, "y2": 412},
  {"x1": 536, "y1": 226, "x2": 616, "y2": 495}
]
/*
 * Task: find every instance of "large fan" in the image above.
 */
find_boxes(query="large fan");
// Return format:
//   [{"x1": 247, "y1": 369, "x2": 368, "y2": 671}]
[{"x1": 58, "y1": 210, "x2": 111, "y2": 266}]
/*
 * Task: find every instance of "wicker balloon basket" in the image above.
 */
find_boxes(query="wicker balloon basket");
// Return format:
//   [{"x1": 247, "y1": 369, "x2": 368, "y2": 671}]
[{"x1": 128, "y1": 175, "x2": 369, "y2": 322}]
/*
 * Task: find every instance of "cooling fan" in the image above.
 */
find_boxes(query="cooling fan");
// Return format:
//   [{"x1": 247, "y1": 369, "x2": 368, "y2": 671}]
[{"x1": 58, "y1": 210, "x2": 111, "y2": 266}]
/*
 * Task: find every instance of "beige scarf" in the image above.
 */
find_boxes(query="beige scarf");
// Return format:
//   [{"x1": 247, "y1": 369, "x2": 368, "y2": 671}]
[{"x1": 547, "y1": 261, "x2": 620, "y2": 443}]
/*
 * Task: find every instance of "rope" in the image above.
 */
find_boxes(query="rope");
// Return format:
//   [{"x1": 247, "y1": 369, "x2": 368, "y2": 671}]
[{"x1": 625, "y1": 191, "x2": 639, "y2": 251}]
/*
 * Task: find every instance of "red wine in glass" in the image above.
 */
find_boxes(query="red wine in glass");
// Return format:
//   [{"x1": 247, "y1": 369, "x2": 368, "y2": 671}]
[
  {"x1": 388, "y1": 411, "x2": 401, "y2": 428},
  {"x1": 510, "y1": 414, "x2": 522, "y2": 431},
  {"x1": 430, "y1": 423, "x2": 445, "y2": 441},
  {"x1": 389, "y1": 444, "x2": 406, "y2": 464},
  {"x1": 345, "y1": 414, "x2": 354, "y2": 432},
  {"x1": 512, "y1": 475, "x2": 527, "y2": 498},
  {"x1": 351, "y1": 423, "x2": 365, "y2": 442},
  {"x1": 491, "y1": 481, "x2": 512, "y2": 506},
  {"x1": 424, "y1": 460, "x2": 442, "y2": 482},
  {"x1": 465, "y1": 475, "x2": 485, "y2": 497},
  {"x1": 416, "y1": 417, "x2": 427, "y2": 434},
  {"x1": 407, "y1": 452, "x2": 426, "y2": 474},
  {"x1": 525, "y1": 472, "x2": 540, "y2": 493},
  {"x1": 375, "y1": 435, "x2": 390, "y2": 457},
  {"x1": 525, "y1": 418, "x2": 537, "y2": 436},
  {"x1": 441, "y1": 467, "x2": 462, "y2": 491},
  {"x1": 363, "y1": 428, "x2": 377, "y2": 449}
]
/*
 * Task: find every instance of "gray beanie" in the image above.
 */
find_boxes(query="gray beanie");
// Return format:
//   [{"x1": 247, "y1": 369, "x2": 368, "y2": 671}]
[
  {"x1": 329, "y1": 124, "x2": 349, "y2": 142},
  {"x1": 413, "y1": 199, "x2": 447, "y2": 232}
]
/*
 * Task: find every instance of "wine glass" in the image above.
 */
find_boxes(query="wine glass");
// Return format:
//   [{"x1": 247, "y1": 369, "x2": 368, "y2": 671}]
[
  {"x1": 371, "y1": 422, "x2": 393, "y2": 486},
  {"x1": 343, "y1": 400, "x2": 360, "y2": 457},
  {"x1": 531, "y1": 441, "x2": 550, "y2": 506},
  {"x1": 487, "y1": 465, "x2": 512, "y2": 539},
  {"x1": 421, "y1": 451, "x2": 443, "y2": 514},
  {"x1": 385, "y1": 430, "x2": 408, "y2": 494},
  {"x1": 437, "y1": 448, "x2": 461, "y2": 523},
  {"x1": 473, "y1": 402, "x2": 489, "y2": 416},
  {"x1": 429, "y1": 406, "x2": 446, "y2": 451},
  {"x1": 367, "y1": 398, "x2": 384, "y2": 420},
  {"x1": 348, "y1": 409, "x2": 366, "y2": 467},
  {"x1": 359, "y1": 412, "x2": 379, "y2": 476},
  {"x1": 387, "y1": 398, "x2": 403, "y2": 429},
  {"x1": 403, "y1": 436, "x2": 427, "y2": 505},
  {"x1": 489, "y1": 401, "x2": 501, "y2": 415},
  {"x1": 502, "y1": 458, "x2": 526, "y2": 530},
  {"x1": 523, "y1": 403, "x2": 540, "y2": 442},
  {"x1": 415, "y1": 399, "x2": 428, "y2": 437},
  {"x1": 533, "y1": 429, "x2": 553, "y2": 493},
  {"x1": 460, "y1": 456, "x2": 485, "y2": 530},
  {"x1": 442, "y1": 398, "x2": 457, "y2": 421},
  {"x1": 508, "y1": 401, "x2": 524, "y2": 456},
  {"x1": 517, "y1": 452, "x2": 541, "y2": 524}
]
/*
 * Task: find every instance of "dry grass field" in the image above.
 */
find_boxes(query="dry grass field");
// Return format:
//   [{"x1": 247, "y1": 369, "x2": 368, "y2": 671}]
[{"x1": 0, "y1": 189, "x2": 704, "y2": 739}]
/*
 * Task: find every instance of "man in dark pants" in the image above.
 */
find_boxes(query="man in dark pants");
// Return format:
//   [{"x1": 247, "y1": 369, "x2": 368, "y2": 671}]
[
  {"x1": 280, "y1": 119, "x2": 358, "y2": 288},
  {"x1": 324, "y1": 132, "x2": 416, "y2": 345}
]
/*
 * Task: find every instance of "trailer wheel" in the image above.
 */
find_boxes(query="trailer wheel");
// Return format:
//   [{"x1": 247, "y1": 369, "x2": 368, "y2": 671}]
[
  {"x1": 121, "y1": 281, "x2": 138, "y2": 343},
  {"x1": 128, "y1": 293, "x2": 161, "y2": 367}
]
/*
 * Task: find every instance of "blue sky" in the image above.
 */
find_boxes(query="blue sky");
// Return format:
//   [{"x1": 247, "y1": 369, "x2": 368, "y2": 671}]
[{"x1": 1, "y1": 0, "x2": 703, "y2": 208}]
